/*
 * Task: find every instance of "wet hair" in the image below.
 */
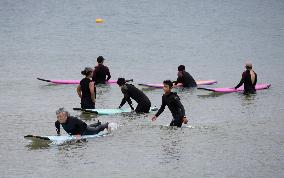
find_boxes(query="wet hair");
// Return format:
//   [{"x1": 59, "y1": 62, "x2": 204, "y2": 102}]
[
  {"x1": 56, "y1": 107, "x2": 70, "y2": 116},
  {"x1": 81, "y1": 67, "x2": 93, "y2": 76},
  {"x1": 97, "y1": 56, "x2": 105, "y2": 63},
  {"x1": 163, "y1": 80, "x2": 173, "y2": 88},
  {"x1": 117, "y1": 78, "x2": 126, "y2": 86},
  {"x1": 178, "y1": 65, "x2": 185, "y2": 71},
  {"x1": 245, "y1": 62, "x2": 252, "y2": 70},
  {"x1": 245, "y1": 66, "x2": 252, "y2": 70}
]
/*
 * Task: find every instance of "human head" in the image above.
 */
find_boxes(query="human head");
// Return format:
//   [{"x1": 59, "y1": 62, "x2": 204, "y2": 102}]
[
  {"x1": 245, "y1": 62, "x2": 252, "y2": 70},
  {"x1": 97, "y1": 56, "x2": 105, "y2": 63},
  {"x1": 178, "y1": 65, "x2": 185, "y2": 71},
  {"x1": 81, "y1": 67, "x2": 93, "y2": 77},
  {"x1": 56, "y1": 107, "x2": 69, "y2": 123},
  {"x1": 117, "y1": 78, "x2": 126, "y2": 86},
  {"x1": 163, "y1": 80, "x2": 173, "y2": 94}
]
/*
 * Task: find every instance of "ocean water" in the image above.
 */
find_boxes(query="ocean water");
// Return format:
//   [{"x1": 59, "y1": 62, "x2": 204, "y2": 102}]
[{"x1": 0, "y1": 0, "x2": 283, "y2": 177}]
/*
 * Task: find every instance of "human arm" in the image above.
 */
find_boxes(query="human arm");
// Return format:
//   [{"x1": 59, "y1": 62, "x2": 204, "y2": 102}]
[
  {"x1": 235, "y1": 73, "x2": 245, "y2": 89},
  {"x1": 253, "y1": 73, "x2": 257, "y2": 86},
  {"x1": 152, "y1": 96, "x2": 166, "y2": 121},
  {"x1": 74, "y1": 118, "x2": 88, "y2": 135},
  {"x1": 119, "y1": 86, "x2": 134, "y2": 110},
  {"x1": 106, "y1": 67, "x2": 111, "y2": 81},
  {"x1": 89, "y1": 81, "x2": 96, "y2": 103},
  {"x1": 173, "y1": 95, "x2": 186, "y2": 117},
  {"x1": 92, "y1": 67, "x2": 98, "y2": 81},
  {"x1": 55, "y1": 121, "x2": 61, "y2": 135},
  {"x1": 77, "y1": 85, "x2": 82, "y2": 98}
]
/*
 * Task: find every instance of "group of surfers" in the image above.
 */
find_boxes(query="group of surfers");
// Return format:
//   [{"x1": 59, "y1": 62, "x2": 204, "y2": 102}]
[{"x1": 55, "y1": 56, "x2": 258, "y2": 137}]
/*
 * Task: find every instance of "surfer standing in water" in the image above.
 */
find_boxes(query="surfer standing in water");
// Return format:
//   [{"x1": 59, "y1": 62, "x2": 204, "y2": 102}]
[
  {"x1": 173, "y1": 65, "x2": 197, "y2": 87},
  {"x1": 152, "y1": 80, "x2": 188, "y2": 127},
  {"x1": 55, "y1": 108, "x2": 110, "y2": 136},
  {"x1": 92, "y1": 56, "x2": 111, "y2": 84},
  {"x1": 117, "y1": 78, "x2": 151, "y2": 113},
  {"x1": 234, "y1": 62, "x2": 257, "y2": 94},
  {"x1": 77, "y1": 67, "x2": 96, "y2": 109}
]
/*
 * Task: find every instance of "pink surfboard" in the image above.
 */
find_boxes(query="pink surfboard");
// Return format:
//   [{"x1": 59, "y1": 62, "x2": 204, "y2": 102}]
[
  {"x1": 197, "y1": 83, "x2": 271, "y2": 93},
  {"x1": 138, "y1": 80, "x2": 217, "y2": 88},
  {"x1": 37, "y1": 78, "x2": 132, "y2": 84}
]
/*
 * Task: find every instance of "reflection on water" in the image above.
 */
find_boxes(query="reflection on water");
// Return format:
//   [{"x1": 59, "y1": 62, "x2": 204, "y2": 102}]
[
  {"x1": 141, "y1": 87, "x2": 157, "y2": 92},
  {"x1": 78, "y1": 112, "x2": 99, "y2": 121},
  {"x1": 25, "y1": 137, "x2": 90, "y2": 151},
  {"x1": 159, "y1": 130, "x2": 183, "y2": 164},
  {"x1": 241, "y1": 93, "x2": 257, "y2": 106},
  {"x1": 197, "y1": 91, "x2": 226, "y2": 98},
  {"x1": 25, "y1": 139, "x2": 51, "y2": 150},
  {"x1": 172, "y1": 87, "x2": 197, "y2": 94}
]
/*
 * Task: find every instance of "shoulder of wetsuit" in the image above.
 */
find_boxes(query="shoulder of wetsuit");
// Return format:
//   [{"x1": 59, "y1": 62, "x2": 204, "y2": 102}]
[
  {"x1": 121, "y1": 85, "x2": 128, "y2": 91},
  {"x1": 171, "y1": 92, "x2": 181, "y2": 100},
  {"x1": 68, "y1": 116, "x2": 78, "y2": 120}
]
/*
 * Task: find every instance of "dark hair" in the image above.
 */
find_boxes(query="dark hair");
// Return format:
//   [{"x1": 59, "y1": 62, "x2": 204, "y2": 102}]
[
  {"x1": 163, "y1": 80, "x2": 173, "y2": 88},
  {"x1": 81, "y1": 67, "x2": 93, "y2": 76},
  {"x1": 117, "y1": 78, "x2": 126, "y2": 86},
  {"x1": 178, "y1": 65, "x2": 185, "y2": 71},
  {"x1": 97, "y1": 56, "x2": 105, "y2": 63},
  {"x1": 245, "y1": 65, "x2": 252, "y2": 70}
]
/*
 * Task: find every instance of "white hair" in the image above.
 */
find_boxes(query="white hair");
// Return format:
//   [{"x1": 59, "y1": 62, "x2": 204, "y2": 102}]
[{"x1": 56, "y1": 107, "x2": 70, "y2": 116}]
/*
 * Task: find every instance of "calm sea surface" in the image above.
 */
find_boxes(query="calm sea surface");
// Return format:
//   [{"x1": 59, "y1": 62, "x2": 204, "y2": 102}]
[{"x1": 0, "y1": 0, "x2": 283, "y2": 177}]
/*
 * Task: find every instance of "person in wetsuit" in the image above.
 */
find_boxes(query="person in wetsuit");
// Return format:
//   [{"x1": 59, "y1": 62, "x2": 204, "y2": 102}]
[
  {"x1": 152, "y1": 80, "x2": 188, "y2": 127},
  {"x1": 234, "y1": 62, "x2": 257, "y2": 94},
  {"x1": 174, "y1": 65, "x2": 197, "y2": 87},
  {"x1": 55, "y1": 108, "x2": 109, "y2": 136},
  {"x1": 77, "y1": 67, "x2": 96, "y2": 109},
  {"x1": 117, "y1": 78, "x2": 151, "y2": 113},
  {"x1": 92, "y1": 56, "x2": 111, "y2": 84}
]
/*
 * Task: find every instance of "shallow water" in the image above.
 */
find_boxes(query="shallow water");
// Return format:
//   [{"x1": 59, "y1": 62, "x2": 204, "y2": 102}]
[{"x1": 0, "y1": 0, "x2": 284, "y2": 177}]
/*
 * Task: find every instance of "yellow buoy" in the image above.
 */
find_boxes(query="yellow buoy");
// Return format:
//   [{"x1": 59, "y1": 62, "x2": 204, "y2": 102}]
[{"x1": 96, "y1": 18, "x2": 104, "y2": 23}]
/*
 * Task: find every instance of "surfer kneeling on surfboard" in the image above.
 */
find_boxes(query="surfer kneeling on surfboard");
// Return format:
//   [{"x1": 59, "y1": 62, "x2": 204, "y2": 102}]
[
  {"x1": 77, "y1": 67, "x2": 96, "y2": 109},
  {"x1": 173, "y1": 65, "x2": 197, "y2": 87},
  {"x1": 92, "y1": 56, "x2": 111, "y2": 84},
  {"x1": 234, "y1": 62, "x2": 257, "y2": 94},
  {"x1": 152, "y1": 80, "x2": 188, "y2": 127},
  {"x1": 117, "y1": 78, "x2": 152, "y2": 113},
  {"x1": 55, "y1": 108, "x2": 110, "y2": 136}
]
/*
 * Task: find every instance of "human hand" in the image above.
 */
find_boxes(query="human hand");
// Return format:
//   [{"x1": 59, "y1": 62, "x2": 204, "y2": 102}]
[
  {"x1": 75, "y1": 134, "x2": 81, "y2": 139},
  {"x1": 152, "y1": 116, "x2": 157, "y2": 121},
  {"x1": 182, "y1": 116, "x2": 188, "y2": 124}
]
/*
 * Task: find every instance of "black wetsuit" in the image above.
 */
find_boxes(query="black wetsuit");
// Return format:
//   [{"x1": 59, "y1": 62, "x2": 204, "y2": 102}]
[
  {"x1": 92, "y1": 64, "x2": 111, "y2": 84},
  {"x1": 119, "y1": 84, "x2": 151, "y2": 113},
  {"x1": 80, "y1": 78, "x2": 96, "y2": 109},
  {"x1": 235, "y1": 70, "x2": 257, "y2": 94},
  {"x1": 155, "y1": 92, "x2": 186, "y2": 127},
  {"x1": 174, "y1": 71, "x2": 197, "y2": 87},
  {"x1": 55, "y1": 116, "x2": 108, "y2": 135}
]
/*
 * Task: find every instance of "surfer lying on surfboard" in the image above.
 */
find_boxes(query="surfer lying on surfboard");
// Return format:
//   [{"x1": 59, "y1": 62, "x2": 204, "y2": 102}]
[
  {"x1": 234, "y1": 62, "x2": 257, "y2": 94},
  {"x1": 173, "y1": 65, "x2": 197, "y2": 87},
  {"x1": 55, "y1": 108, "x2": 110, "y2": 138},
  {"x1": 152, "y1": 80, "x2": 188, "y2": 127},
  {"x1": 117, "y1": 78, "x2": 152, "y2": 113}
]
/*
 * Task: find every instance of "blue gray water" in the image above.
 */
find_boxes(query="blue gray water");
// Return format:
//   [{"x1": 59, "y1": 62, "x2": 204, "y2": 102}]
[{"x1": 0, "y1": 0, "x2": 284, "y2": 177}]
